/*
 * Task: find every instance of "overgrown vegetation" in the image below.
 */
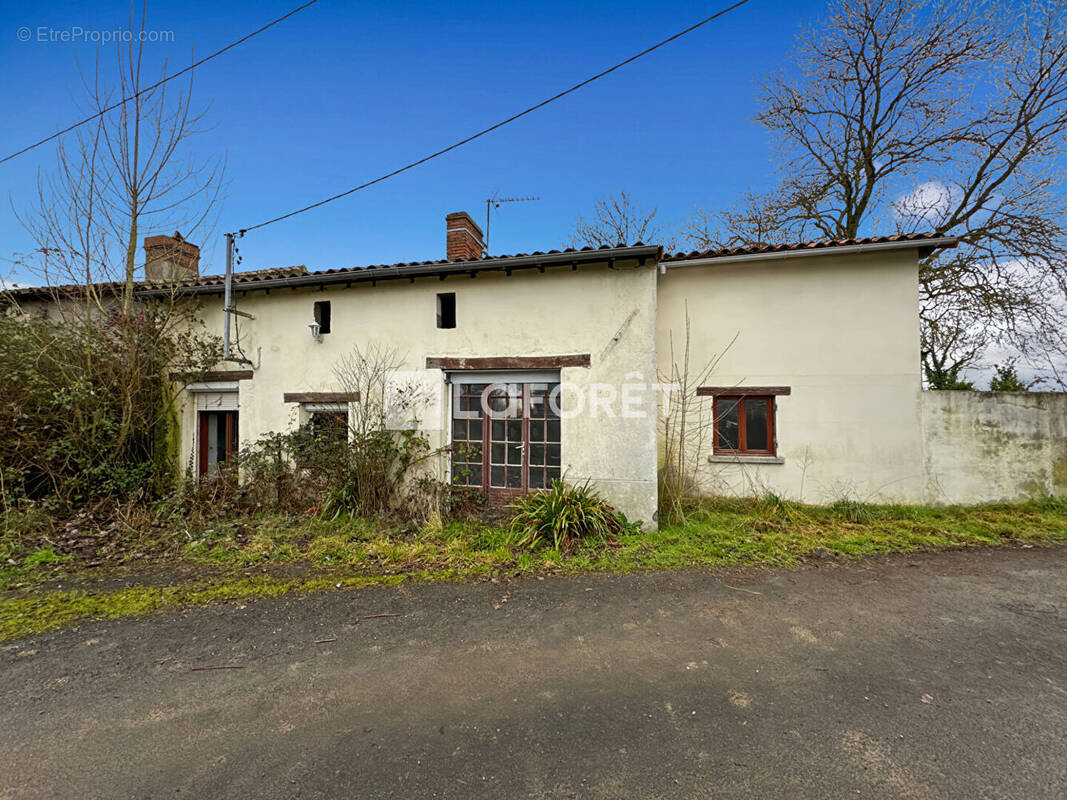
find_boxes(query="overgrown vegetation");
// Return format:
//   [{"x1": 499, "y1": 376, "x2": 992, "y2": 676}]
[
  {"x1": 0, "y1": 332, "x2": 452, "y2": 546},
  {"x1": 0, "y1": 307, "x2": 219, "y2": 510},
  {"x1": 509, "y1": 479, "x2": 633, "y2": 553},
  {"x1": 169, "y1": 343, "x2": 449, "y2": 526},
  {"x1": 3, "y1": 494, "x2": 1065, "y2": 642},
  {"x1": 658, "y1": 308, "x2": 736, "y2": 526},
  {"x1": 0, "y1": 5, "x2": 223, "y2": 513}
]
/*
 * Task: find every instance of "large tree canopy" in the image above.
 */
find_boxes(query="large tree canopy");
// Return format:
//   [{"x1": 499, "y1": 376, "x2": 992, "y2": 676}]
[{"x1": 687, "y1": 0, "x2": 1067, "y2": 387}]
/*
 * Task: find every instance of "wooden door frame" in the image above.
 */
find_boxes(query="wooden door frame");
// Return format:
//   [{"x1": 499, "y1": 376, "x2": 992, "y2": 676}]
[
  {"x1": 197, "y1": 409, "x2": 239, "y2": 476},
  {"x1": 480, "y1": 383, "x2": 529, "y2": 502},
  {"x1": 450, "y1": 380, "x2": 560, "y2": 501},
  {"x1": 198, "y1": 412, "x2": 209, "y2": 476}
]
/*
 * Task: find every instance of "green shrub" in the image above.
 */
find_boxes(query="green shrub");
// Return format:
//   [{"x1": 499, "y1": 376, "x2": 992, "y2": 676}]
[
  {"x1": 989, "y1": 362, "x2": 1031, "y2": 392},
  {"x1": 508, "y1": 479, "x2": 627, "y2": 553},
  {"x1": 0, "y1": 307, "x2": 219, "y2": 510},
  {"x1": 238, "y1": 422, "x2": 438, "y2": 522},
  {"x1": 231, "y1": 344, "x2": 444, "y2": 523}
]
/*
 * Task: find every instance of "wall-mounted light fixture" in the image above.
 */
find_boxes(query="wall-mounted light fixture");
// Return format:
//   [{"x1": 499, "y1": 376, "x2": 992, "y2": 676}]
[{"x1": 309, "y1": 321, "x2": 322, "y2": 342}]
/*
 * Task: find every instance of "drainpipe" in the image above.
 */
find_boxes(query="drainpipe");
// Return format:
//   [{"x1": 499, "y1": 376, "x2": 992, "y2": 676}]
[{"x1": 223, "y1": 232, "x2": 233, "y2": 360}]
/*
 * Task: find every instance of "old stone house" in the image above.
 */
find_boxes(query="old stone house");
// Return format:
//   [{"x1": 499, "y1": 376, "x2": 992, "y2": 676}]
[{"x1": 6, "y1": 212, "x2": 1065, "y2": 522}]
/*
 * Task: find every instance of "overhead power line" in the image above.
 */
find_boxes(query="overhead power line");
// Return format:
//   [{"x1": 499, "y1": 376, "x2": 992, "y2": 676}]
[
  {"x1": 239, "y1": 0, "x2": 751, "y2": 234},
  {"x1": 0, "y1": 0, "x2": 323, "y2": 166}
]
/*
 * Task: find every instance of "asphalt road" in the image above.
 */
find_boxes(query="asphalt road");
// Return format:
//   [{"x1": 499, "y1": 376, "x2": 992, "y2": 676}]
[{"x1": 2, "y1": 547, "x2": 1066, "y2": 799}]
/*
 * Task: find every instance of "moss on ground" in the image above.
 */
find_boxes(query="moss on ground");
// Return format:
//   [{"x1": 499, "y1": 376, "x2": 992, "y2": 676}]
[{"x1": 3, "y1": 496, "x2": 1066, "y2": 642}]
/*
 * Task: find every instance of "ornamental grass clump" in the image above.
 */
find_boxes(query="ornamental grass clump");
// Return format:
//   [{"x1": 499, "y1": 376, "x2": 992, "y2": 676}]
[{"x1": 508, "y1": 479, "x2": 625, "y2": 553}]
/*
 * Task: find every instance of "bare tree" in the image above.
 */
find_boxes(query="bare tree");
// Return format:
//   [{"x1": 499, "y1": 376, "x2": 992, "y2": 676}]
[
  {"x1": 685, "y1": 188, "x2": 817, "y2": 249},
  {"x1": 688, "y1": 0, "x2": 1067, "y2": 384},
  {"x1": 570, "y1": 191, "x2": 676, "y2": 251},
  {"x1": 18, "y1": 2, "x2": 223, "y2": 315},
  {"x1": 659, "y1": 306, "x2": 736, "y2": 523},
  {"x1": 332, "y1": 344, "x2": 442, "y2": 519},
  {"x1": 9, "y1": 3, "x2": 225, "y2": 468}
]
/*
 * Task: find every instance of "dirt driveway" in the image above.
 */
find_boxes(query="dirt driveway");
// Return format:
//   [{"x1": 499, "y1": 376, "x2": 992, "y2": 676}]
[{"x1": 2, "y1": 546, "x2": 1066, "y2": 799}]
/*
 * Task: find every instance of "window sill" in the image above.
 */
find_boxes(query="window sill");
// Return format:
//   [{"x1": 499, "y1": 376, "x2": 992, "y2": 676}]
[{"x1": 708, "y1": 454, "x2": 785, "y2": 465}]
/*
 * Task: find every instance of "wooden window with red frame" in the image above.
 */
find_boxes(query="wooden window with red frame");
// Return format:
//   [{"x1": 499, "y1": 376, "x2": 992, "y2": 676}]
[{"x1": 713, "y1": 395, "x2": 776, "y2": 455}]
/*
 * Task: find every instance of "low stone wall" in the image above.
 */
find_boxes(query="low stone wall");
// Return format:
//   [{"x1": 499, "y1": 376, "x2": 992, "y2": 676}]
[{"x1": 921, "y1": 391, "x2": 1067, "y2": 504}]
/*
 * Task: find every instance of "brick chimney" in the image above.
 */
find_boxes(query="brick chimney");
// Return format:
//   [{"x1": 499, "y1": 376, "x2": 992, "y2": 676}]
[
  {"x1": 446, "y1": 212, "x2": 484, "y2": 261},
  {"x1": 144, "y1": 232, "x2": 200, "y2": 282}
]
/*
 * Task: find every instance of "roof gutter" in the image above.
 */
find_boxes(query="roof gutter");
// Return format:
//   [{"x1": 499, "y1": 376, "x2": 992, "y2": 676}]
[
  {"x1": 660, "y1": 237, "x2": 958, "y2": 271},
  {"x1": 135, "y1": 245, "x2": 662, "y2": 298}
]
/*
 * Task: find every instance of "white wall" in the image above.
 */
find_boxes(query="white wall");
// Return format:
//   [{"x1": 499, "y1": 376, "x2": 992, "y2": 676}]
[
  {"x1": 656, "y1": 249, "x2": 927, "y2": 504},
  {"x1": 179, "y1": 261, "x2": 660, "y2": 524},
  {"x1": 922, "y1": 391, "x2": 1067, "y2": 503},
  {"x1": 25, "y1": 243, "x2": 1062, "y2": 514}
]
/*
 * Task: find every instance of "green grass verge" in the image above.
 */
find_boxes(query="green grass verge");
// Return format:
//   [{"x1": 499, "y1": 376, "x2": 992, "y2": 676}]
[
  {"x1": 3, "y1": 496, "x2": 1066, "y2": 643},
  {"x1": 0, "y1": 570, "x2": 458, "y2": 644}
]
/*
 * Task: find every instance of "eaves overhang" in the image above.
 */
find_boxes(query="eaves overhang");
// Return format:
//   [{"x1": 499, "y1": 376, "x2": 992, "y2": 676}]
[{"x1": 134, "y1": 244, "x2": 662, "y2": 299}]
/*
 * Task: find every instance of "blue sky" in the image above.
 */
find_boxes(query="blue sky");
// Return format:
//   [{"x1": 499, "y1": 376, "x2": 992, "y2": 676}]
[{"x1": 2, "y1": 0, "x2": 842, "y2": 281}]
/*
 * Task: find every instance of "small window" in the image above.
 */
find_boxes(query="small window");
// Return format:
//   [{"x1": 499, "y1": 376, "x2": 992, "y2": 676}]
[
  {"x1": 437, "y1": 292, "x2": 456, "y2": 329},
  {"x1": 295, "y1": 407, "x2": 347, "y2": 468},
  {"x1": 307, "y1": 408, "x2": 347, "y2": 442},
  {"x1": 713, "y1": 395, "x2": 776, "y2": 455},
  {"x1": 313, "y1": 300, "x2": 331, "y2": 334}
]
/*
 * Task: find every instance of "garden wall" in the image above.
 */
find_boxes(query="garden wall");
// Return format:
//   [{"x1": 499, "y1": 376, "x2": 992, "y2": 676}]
[{"x1": 922, "y1": 391, "x2": 1067, "y2": 504}]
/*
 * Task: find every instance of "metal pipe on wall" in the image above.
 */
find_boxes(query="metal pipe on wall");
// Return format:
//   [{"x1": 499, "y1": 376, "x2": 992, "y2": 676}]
[{"x1": 223, "y1": 232, "x2": 233, "y2": 359}]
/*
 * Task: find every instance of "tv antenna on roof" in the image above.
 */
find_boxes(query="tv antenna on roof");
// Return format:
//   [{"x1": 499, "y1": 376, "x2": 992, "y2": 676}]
[{"x1": 485, "y1": 192, "x2": 540, "y2": 255}]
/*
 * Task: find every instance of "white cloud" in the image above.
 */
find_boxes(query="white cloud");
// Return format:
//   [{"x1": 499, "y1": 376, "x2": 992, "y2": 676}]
[
  {"x1": 968, "y1": 257, "x2": 1067, "y2": 388},
  {"x1": 966, "y1": 343, "x2": 1067, "y2": 390},
  {"x1": 931, "y1": 256, "x2": 1067, "y2": 389},
  {"x1": 894, "y1": 181, "x2": 957, "y2": 227},
  {"x1": 0, "y1": 278, "x2": 30, "y2": 290}
]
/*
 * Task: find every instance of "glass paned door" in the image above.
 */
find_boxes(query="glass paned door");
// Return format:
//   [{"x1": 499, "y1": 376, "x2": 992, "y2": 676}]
[
  {"x1": 451, "y1": 383, "x2": 486, "y2": 488},
  {"x1": 526, "y1": 382, "x2": 561, "y2": 489},
  {"x1": 488, "y1": 383, "x2": 524, "y2": 490},
  {"x1": 451, "y1": 381, "x2": 561, "y2": 498}
]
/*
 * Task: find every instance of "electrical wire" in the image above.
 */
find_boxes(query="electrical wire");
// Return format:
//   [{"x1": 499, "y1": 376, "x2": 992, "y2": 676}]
[
  {"x1": 0, "y1": 0, "x2": 323, "y2": 166},
  {"x1": 238, "y1": 0, "x2": 751, "y2": 234}
]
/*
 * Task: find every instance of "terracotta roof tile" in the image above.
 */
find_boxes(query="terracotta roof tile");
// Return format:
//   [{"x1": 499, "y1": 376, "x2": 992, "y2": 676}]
[
  {"x1": 0, "y1": 265, "x2": 310, "y2": 299},
  {"x1": 169, "y1": 244, "x2": 638, "y2": 289},
  {"x1": 1, "y1": 235, "x2": 955, "y2": 299},
  {"x1": 662, "y1": 232, "x2": 954, "y2": 262},
  {"x1": 0, "y1": 244, "x2": 648, "y2": 299}
]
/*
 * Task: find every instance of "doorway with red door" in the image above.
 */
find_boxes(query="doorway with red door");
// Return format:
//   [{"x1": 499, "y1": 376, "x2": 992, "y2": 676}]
[{"x1": 198, "y1": 409, "x2": 238, "y2": 476}]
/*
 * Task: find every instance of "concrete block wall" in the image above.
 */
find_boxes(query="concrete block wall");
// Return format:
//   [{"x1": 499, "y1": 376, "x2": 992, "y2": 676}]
[{"x1": 921, "y1": 391, "x2": 1067, "y2": 504}]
